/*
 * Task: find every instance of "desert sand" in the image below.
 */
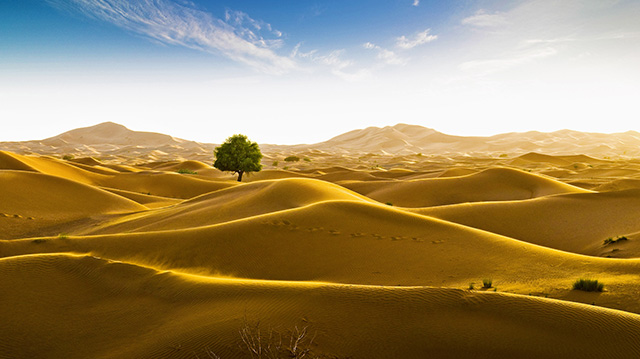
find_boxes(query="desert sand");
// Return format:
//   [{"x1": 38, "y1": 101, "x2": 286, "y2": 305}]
[{"x1": 2, "y1": 122, "x2": 640, "y2": 358}]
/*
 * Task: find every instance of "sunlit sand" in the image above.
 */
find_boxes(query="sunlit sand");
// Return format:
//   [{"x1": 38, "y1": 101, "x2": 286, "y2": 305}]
[{"x1": 1, "y1": 122, "x2": 640, "y2": 358}]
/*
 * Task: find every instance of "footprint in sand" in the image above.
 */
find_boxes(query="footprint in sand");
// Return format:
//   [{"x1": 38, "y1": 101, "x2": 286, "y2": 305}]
[{"x1": 391, "y1": 236, "x2": 407, "y2": 241}]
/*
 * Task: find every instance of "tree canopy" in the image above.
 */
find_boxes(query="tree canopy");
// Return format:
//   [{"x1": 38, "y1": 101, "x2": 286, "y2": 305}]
[{"x1": 213, "y1": 134, "x2": 263, "y2": 182}]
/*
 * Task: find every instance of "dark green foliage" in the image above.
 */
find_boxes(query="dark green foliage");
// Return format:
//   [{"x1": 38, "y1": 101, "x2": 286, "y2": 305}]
[
  {"x1": 214, "y1": 134, "x2": 263, "y2": 182},
  {"x1": 482, "y1": 278, "x2": 493, "y2": 288},
  {"x1": 284, "y1": 156, "x2": 300, "y2": 162},
  {"x1": 176, "y1": 169, "x2": 197, "y2": 174},
  {"x1": 604, "y1": 236, "x2": 628, "y2": 245},
  {"x1": 573, "y1": 279, "x2": 604, "y2": 292}
]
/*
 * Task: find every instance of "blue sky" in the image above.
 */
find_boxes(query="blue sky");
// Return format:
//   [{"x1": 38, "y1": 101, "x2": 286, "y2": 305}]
[{"x1": 1, "y1": 0, "x2": 640, "y2": 144}]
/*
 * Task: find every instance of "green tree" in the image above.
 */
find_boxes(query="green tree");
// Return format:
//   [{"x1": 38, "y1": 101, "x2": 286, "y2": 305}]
[{"x1": 213, "y1": 134, "x2": 263, "y2": 182}]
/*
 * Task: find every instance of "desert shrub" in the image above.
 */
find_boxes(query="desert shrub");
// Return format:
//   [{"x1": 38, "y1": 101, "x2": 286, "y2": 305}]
[
  {"x1": 573, "y1": 279, "x2": 604, "y2": 292},
  {"x1": 482, "y1": 278, "x2": 493, "y2": 288},
  {"x1": 239, "y1": 320, "x2": 316, "y2": 359},
  {"x1": 303, "y1": 157, "x2": 311, "y2": 162},
  {"x1": 385, "y1": 202, "x2": 393, "y2": 206},
  {"x1": 283, "y1": 166, "x2": 290, "y2": 170},
  {"x1": 62, "y1": 155, "x2": 74, "y2": 160},
  {"x1": 57, "y1": 234, "x2": 68, "y2": 239},
  {"x1": 284, "y1": 156, "x2": 300, "y2": 162},
  {"x1": 604, "y1": 236, "x2": 628, "y2": 245},
  {"x1": 176, "y1": 169, "x2": 198, "y2": 174},
  {"x1": 468, "y1": 283, "x2": 475, "y2": 290},
  {"x1": 272, "y1": 161, "x2": 279, "y2": 167}
]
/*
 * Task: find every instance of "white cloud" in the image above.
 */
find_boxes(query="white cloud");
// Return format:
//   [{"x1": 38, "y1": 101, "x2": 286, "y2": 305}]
[
  {"x1": 363, "y1": 42, "x2": 407, "y2": 66},
  {"x1": 413, "y1": 0, "x2": 420, "y2": 7},
  {"x1": 459, "y1": 47, "x2": 558, "y2": 75},
  {"x1": 396, "y1": 29, "x2": 437, "y2": 49},
  {"x1": 461, "y1": 10, "x2": 508, "y2": 27},
  {"x1": 46, "y1": 0, "x2": 295, "y2": 74}
]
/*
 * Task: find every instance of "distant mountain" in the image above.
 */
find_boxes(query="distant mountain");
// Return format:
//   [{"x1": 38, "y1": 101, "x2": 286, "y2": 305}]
[
  {"x1": 304, "y1": 124, "x2": 640, "y2": 157},
  {"x1": 0, "y1": 122, "x2": 214, "y2": 163},
  {"x1": 1, "y1": 122, "x2": 640, "y2": 160},
  {"x1": 41, "y1": 122, "x2": 188, "y2": 147}
]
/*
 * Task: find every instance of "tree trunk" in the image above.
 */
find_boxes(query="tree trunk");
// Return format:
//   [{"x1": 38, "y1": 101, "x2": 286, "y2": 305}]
[{"x1": 237, "y1": 171, "x2": 244, "y2": 182}]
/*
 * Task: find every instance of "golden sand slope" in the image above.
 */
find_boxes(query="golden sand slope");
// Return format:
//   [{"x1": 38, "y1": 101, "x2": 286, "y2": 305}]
[
  {"x1": 0, "y1": 150, "x2": 106, "y2": 184},
  {"x1": 0, "y1": 170, "x2": 146, "y2": 239},
  {"x1": 81, "y1": 178, "x2": 373, "y2": 234},
  {"x1": 96, "y1": 172, "x2": 237, "y2": 199},
  {"x1": 1, "y1": 254, "x2": 639, "y2": 359},
  {"x1": 340, "y1": 167, "x2": 590, "y2": 207},
  {"x1": 4, "y1": 199, "x2": 640, "y2": 314},
  {"x1": 411, "y1": 189, "x2": 640, "y2": 257}
]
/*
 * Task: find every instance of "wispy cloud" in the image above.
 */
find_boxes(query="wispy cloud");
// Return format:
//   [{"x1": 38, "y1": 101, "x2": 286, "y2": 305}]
[
  {"x1": 363, "y1": 42, "x2": 407, "y2": 66},
  {"x1": 459, "y1": 47, "x2": 558, "y2": 75},
  {"x1": 293, "y1": 45, "x2": 371, "y2": 81},
  {"x1": 412, "y1": 0, "x2": 420, "y2": 7},
  {"x1": 46, "y1": 0, "x2": 296, "y2": 74},
  {"x1": 396, "y1": 29, "x2": 437, "y2": 49},
  {"x1": 461, "y1": 10, "x2": 508, "y2": 28}
]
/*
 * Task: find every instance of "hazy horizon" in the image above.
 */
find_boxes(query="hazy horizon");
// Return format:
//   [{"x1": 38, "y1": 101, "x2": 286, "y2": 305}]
[
  {"x1": 4, "y1": 120, "x2": 640, "y2": 147},
  {"x1": 2, "y1": 0, "x2": 639, "y2": 144}
]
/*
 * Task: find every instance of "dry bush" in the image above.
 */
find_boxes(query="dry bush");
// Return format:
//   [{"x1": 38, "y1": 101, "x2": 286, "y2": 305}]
[{"x1": 239, "y1": 319, "x2": 317, "y2": 359}]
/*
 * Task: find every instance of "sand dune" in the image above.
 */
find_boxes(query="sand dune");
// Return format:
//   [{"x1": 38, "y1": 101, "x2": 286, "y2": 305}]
[
  {"x1": 0, "y1": 170, "x2": 146, "y2": 239},
  {"x1": 340, "y1": 167, "x2": 589, "y2": 207},
  {"x1": 82, "y1": 178, "x2": 373, "y2": 234},
  {"x1": 4, "y1": 198, "x2": 640, "y2": 314},
  {"x1": 1, "y1": 253, "x2": 639, "y2": 359},
  {"x1": 3, "y1": 122, "x2": 640, "y2": 358},
  {"x1": 96, "y1": 172, "x2": 237, "y2": 199},
  {"x1": 0, "y1": 150, "x2": 105, "y2": 184},
  {"x1": 411, "y1": 189, "x2": 640, "y2": 257}
]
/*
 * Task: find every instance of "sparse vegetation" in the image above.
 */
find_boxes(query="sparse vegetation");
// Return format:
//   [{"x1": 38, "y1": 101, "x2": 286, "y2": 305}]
[
  {"x1": 573, "y1": 278, "x2": 604, "y2": 292},
  {"x1": 303, "y1": 157, "x2": 311, "y2": 162},
  {"x1": 284, "y1": 156, "x2": 300, "y2": 162},
  {"x1": 272, "y1": 161, "x2": 279, "y2": 167},
  {"x1": 604, "y1": 236, "x2": 628, "y2": 245},
  {"x1": 214, "y1": 134, "x2": 263, "y2": 182},
  {"x1": 468, "y1": 283, "x2": 475, "y2": 290},
  {"x1": 57, "y1": 234, "x2": 68, "y2": 239},
  {"x1": 62, "y1": 155, "x2": 74, "y2": 160},
  {"x1": 385, "y1": 202, "x2": 393, "y2": 206},
  {"x1": 482, "y1": 279, "x2": 493, "y2": 288},
  {"x1": 176, "y1": 169, "x2": 198, "y2": 175},
  {"x1": 238, "y1": 319, "x2": 317, "y2": 359}
]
